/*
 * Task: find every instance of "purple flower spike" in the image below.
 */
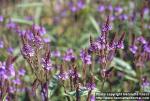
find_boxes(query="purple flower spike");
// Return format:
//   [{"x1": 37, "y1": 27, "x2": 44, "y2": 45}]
[
  {"x1": 102, "y1": 16, "x2": 112, "y2": 32},
  {"x1": 51, "y1": 50, "x2": 61, "y2": 58},
  {"x1": 21, "y1": 44, "x2": 35, "y2": 57},
  {"x1": 68, "y1": 69, "x2": 80, "y2": 79},
  {"x1": 0, "y1": 16, "x2": 4, "y2": 22},
  {"x1": 32, "y1": 25, "x2": 46, "y2": 36},
  {"x1": 129, "y1": 45, "x2": 138, "y2": 54},
  {"x1": 41, "y1": 58, "x2": 53, "y2": 71},
  {"x1": 63, "y1": 48, "x2": 76, "y2": 62},
  {"x1": 80, "y1": 50, "x2": 92, "y2": 65},
  {"x1": 33, "y1": 35, "x2": 43, "y2": 49}
]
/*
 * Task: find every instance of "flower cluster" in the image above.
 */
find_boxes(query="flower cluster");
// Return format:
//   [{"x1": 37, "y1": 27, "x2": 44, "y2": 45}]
[
  {"x1": 63, "y1": 48, "x2": 76, "y2": 62},
  {"x1": 68, "y1": 0, "x2": 85, "y2": 12},
  {"x1": 89, "y1": 17, "x2": 125, "y2": 74},
  {"x1": 80, "y1": 49, "x2": 91, "y2": 65},
  {"x1": 129, "y1": 36, "x2": 150, "y2": 67},
  {"x1": 0, "y1": 56, "x2": 26, "y2": 100}
]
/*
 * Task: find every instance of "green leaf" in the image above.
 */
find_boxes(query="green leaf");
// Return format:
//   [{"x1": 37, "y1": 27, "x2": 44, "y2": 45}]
[
  {"x1": 113, "y1": 57, "x2": 136, "y2": 77},
  {"x1": 17, "y1": 2, "x2": 43, "y2": 8},
  {"x1": 124, "y1": 75, "x2": 138, "y2": 82},
  {"x1": 48, "y1": 75, "x2": 59, "y2": 96},
  {"x1": 34, "y1": 7, "x2": 42, "y2": 25},
  {"x1": 11, "y1": 18, "x2": 33, "y2": 25},
  {"x1": 88, "y1": 15, "x2": 100, "y2": 34}
]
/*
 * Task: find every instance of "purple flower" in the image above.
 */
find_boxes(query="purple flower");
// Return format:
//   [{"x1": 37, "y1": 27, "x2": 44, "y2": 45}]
[
  {"x1": 68, "y1": 69, "x2": 80, "y2": 79},
  {"x1": 97, "y1": 5, "x2": 105, "y2": 12},
  {"x1": 0, "y1": 16, "x2": 4, "y2": 22},
  {"x1": 32, "y1": 25, "x2": 46, "y2": 36},
  {"x1": 0, "y1": 40, "x2": 4, "y2": 48},
  {"x1": 114, "y1": 6, "x2": 123, "y2": 13},
  {"x1": 116, "y1": 32, "x2": 125, "y2": 49},
  {"x1": 26, "y1": 30, "x2": 34, "y2": 40},
  {"x1": 12, "y1": 78, "x2": 21, "y2": 85},
  {"x1": 57, "y1": 72, "x2": 68, "y2": 80},
  {"x1": 18, "y1": 68, "x2": 26, "y2": 76},
  {"x1": 129, "y1": 45, "x2": 138, "y2": 54},
  {"x1": 102, "y1": 24, "x2": 112, "y2": 32},
  {"x1": 6, "y1": 22, "x2": 17, "y2": 29},
  {"x1": 90, "y1": 41, "x2": 101, "y2": 51},
  {"x1": 119, "y1": 14, "x2": 128, "y2": 20},
  {"x1": 101, "y1": 16, "x2": 112, "y2": 32},
  {"x1": 86, "y1": 82, "x2": 96, "y2": 90},
  {"x1": 144, "y1": 44, "x2": 150, "y2": 53},
  {"x1": 77, "y1": 1, "x2": 85, "y2": 9},
  {"x1": 21, "y1": 44, "x2": 35, "y2": 57},
  {"x1": 63, "y1": 48, "x2": 76, "y2": 62},
  {"x1": 9, "y1": 86, "x2": 16, "y2": 93},
  {"x1": 143, "y1": 7, "x2": 149, "y2": 15},
  {"x1": 71, "y1": 6, "x2": 77, "y2": 12},
  {"x1": 51, "y1": 50, "x2": 61, "y2": 58},
  {"x1": 41, "y1": 58, "x2": 53, "y2": 71},
  {"x1": 116, "y1": 41, "x2": 124, "y2": 49},
  {"x1": 110, "y1": 15, "x2": 115, "y2": 21},
  {"x1": 7, "y1": 47, "x2": 14, "y2": 54},
  {"x1": 32, "y1": 35, "x2": 43, "y2": 49},
  {"x1": 8, "y1": 64, "x2": 15, "y2": 77},
  {"x1": 80, "y1": 50, "x2": 91, "y2": 65},
  {"x1": 0, "y1": 62, "x2": 8, "y2": 79},
  {"x1": 39, "y1": 27, "x2": 46, "y2": 35},
  {"x1": 90, "y1": 95, "x2": 95, "y2": 101},
  {"x1": 107, "y1": 5, "x2": 113, "y2": 11},
  {"x1": 43, "y1": 38, "x2": 51, "y2": 43},
  {"x1": 136, "y1": 36, "x2": 147, "y2": 44}
]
